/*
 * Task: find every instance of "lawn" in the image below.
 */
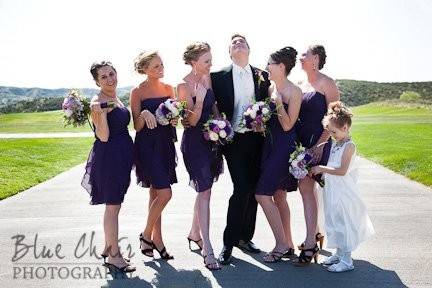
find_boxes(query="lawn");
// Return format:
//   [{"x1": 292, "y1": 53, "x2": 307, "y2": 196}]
[
  {"x1": 0, "y1": 138, "x2": 94, "y2": 200},
  {"x1": 0, "y1": 111, "x2": 93, "y2": 133},
  {"x1": 352, "y1": 102, "x2": 432, "y2": 186}
]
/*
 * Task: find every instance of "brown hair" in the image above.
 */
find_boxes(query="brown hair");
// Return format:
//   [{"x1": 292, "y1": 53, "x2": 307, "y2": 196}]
[
  {"x1": 183, "y1": 42, "x2": 211, "y2": 65},
  {"x1": 90, "y1": 61, "x2": 116, "y2": 81},
  {"x1": 134, "y1": 50, "x2": 159, "y2": 74},
  {"x1": 323, "y1": 101, "x2": 353, "y2": 128},
  {"x1": 270, "y1": 46, "x2": 297, "y2": 76},
  {"x1": 310, "y1": 45, "x2": 326, "y2": 70},
  {"x1": 231, "y1": 33, "x2": 250, "y2": 48}
]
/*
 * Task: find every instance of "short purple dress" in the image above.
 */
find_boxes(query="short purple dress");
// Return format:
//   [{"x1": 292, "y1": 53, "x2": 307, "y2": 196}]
[
  {"x1": 295, "y1": 91, "x2": 332, "y2": 183},
  {"x1": 134, "y1": 97, "x2": 177, "y2": 189},
  {"x1": 181, "y1": 89, "x2": 223, "y2": 192},
  {"x1": 82, "y1": 106, "x2": 134, "y2": 205},
  {"x1": 255, "y1": 102, "x2": 298, "y2": 195}
]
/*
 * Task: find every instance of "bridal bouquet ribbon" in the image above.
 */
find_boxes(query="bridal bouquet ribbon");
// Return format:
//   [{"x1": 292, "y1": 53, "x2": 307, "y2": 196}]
[
  {"x1": 202, "y1": 113, "x2": 234, "y2": 145},
  {"x1": 155, "y1": 98, "x2": 187, "y2": 126},
  {"x1": 289, "y1": 143, "x2": 325, "y2": 187},
  {"x1": 241, "y1": 100, "x2": 272, "y2": 131}
]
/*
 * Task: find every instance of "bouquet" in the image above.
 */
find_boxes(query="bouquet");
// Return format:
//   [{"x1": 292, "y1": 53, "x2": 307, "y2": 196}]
[
  {"x1": 62, "y1": 89, "x2": 115, "y2": 128},
  {"x1": 203, "y1": 114, "x2": 234, "y2": 145},
  {"x1": 241, "y1": 100, "x2": 272, "y2": 132},
  {"x1": 62, "y1": 89, "x2": 91, "y2": 127},
  {"x1": 155, "y1": 98, "x2": 187, "y2": 126},
  {"x1": 289, "y1": 143, "x2": 325, "y2": 187}
]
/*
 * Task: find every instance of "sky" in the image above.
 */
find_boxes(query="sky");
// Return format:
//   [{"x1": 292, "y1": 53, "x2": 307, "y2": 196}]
[{"x1": 1, "y1": 0, "x2": 432, "y2": 89}]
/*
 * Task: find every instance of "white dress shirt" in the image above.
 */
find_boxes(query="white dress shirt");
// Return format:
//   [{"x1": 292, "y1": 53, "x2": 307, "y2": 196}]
[{"x1": 231, "y1": 63, "x2": 255, "y2": 133}]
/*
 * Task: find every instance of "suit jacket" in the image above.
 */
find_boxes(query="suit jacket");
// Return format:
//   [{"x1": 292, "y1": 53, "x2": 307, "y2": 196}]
[{"x1": 211, "y1": 65, "x2": 271, "y2": 122}]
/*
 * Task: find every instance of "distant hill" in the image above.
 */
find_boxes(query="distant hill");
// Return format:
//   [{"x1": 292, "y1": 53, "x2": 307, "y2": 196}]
[
  {"x1": 336, "y1": 80, "x2": 432, "y2": 106},
  {"x1": 1, "y1": 80, "x2": 431, "y2": 113}
]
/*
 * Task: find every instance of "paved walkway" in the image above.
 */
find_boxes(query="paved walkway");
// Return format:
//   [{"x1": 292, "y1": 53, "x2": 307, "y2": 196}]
[{"x1": 1, "y1": 131, "x2": 431, "y2": 287}]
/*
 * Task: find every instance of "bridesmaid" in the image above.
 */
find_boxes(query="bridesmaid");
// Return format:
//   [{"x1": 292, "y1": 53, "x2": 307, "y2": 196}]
[
  {"x1": 130, "y1": 51, "x2": 177, "y2": 260},
  {"x1": 178, "y1": 42, "x2": 222, "y2": 270},
  {"x1": 255, "y1": 47, "x2": 302, "y2": 262},
  {"x1": 295, "y1": 45, "x2": 340, "y2": 266},
  {"x1": 82, "y1": 61, "x2": 135, "y2": 272}
]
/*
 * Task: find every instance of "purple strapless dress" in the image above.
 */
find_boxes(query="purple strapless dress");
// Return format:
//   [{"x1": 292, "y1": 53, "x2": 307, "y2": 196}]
[
  {"x1": 81, "y1": 106, "x2": 134, "y2": 205},
  {"x1": 134, "y1": 96, "x2": 177, "y2": 189},
  {"x1": 181, "y1": 89, "x2": 223, "y2": 192},
  {"x1": 295, "y1": 91, "x2": 332, "y2": 183},
  {"x1": 255, "y1": 102, "x2": 298, "y2": 195}
]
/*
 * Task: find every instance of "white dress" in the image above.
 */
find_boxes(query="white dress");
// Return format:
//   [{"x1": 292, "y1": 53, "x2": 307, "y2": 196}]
[{"x1": 323, "y1": 140, "x2": 375, "y2": 252}]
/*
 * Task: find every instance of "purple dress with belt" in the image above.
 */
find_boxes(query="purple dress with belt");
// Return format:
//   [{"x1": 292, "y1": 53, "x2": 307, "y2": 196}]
[
  {"x1": 81, "y1": 106, "x2": 134, "y2": 205},
  {"x1": 181, "y1": 89, "x2": 223, "y2": 192},
  {"x1": 295, "y1": 91, "x2": 332, "y2": 183},
  {"x1": 255, "y1": 102, "x2": 298, "y2": 195},
  {"x1": 134, "y1": 97, "x2": 177, "y2": 189}
]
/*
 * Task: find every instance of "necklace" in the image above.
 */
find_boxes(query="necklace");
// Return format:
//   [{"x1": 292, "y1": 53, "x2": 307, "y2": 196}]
[{"x1": 331, "y1": 137, "x2": 351, "y2": 154}]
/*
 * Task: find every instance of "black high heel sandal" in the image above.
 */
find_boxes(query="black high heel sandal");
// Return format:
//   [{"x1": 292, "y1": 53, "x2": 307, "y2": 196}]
[
  {"x1": 298, "y1": 233, "x2": 325, "y2": 250},
  {"x1": 103, "y1": 262, "x2": 136, "y2": 273},
  {"x1": 294, "y1": 244, "x2": 319, "y2": 267},
  {"x1": 101, "y1": 253, "x2": 130, "y2": 264},
  {"x1": 139, "y1": 233, "x2": 154, "y2": 257},
  {"x1": 187, "y1": 237, "x2": 203, "y2": 250},
  {"x1": 282, "y1": 247, "x2": 296, "y2": 258},
  {"x1": 154, "y1": 245, "x2": 174, "y2": 260}
]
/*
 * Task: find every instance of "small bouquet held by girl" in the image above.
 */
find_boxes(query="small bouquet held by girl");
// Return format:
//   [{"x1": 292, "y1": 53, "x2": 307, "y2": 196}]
[
  {"x1": 155, "y1": 98, "x2": 188, "y2": 126},
  {"x1": 241, "y1": 100, "x2": 272, "y2": 134},
  {"x1": 202, "y1": 113, "x2": 234, "y2": 145},
  {"x1": 62, "y1": 89, "x2": 114, "y2": 128},
  {"x1": 289, "y1": 143, "x2": 325, "y2": 187}
]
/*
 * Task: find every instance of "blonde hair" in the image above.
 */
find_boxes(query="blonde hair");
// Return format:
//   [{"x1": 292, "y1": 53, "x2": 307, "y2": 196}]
[
  {"x1": 183, "y1": 42, "x2": 211, "y2": 65},
  {"x1": 322, "y1": 101, "x2": 353, "y2": 128},
  {"x1": 134, "y1": 50, "x2": 159, "y2": 74}
]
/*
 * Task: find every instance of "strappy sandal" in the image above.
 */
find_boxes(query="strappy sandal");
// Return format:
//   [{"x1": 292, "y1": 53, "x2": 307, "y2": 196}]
[
  {"x1": 103, "y1": 261, "x2": 136, "y2": 273},
  {"x1": 203, "y1": 253, "x2": 221, "y2": 270},
  {"x1": 298, "y1": 233, "x2": 325, "y2": 250},
  {"x1": 187, "y1": 237, "x2": 203, "y2": 250},
  {"x1": 101, "y1": 253, "x2": 130, "y2": 264},
  {"x1": 154, "y1": 245, "x2": 174, "y2": 260},
  {"x1": 294, "y1": 244, "x2": 319, "y2": 267},
  {"x1": 263, "y1": 251, "x2": 285, "y2": 263},
  {"x1": 282, "y1": 248, "x2": 296, "y2": 258},
  {"x1": 139, "y1": 233, "x2": 154, "y2": 257}
]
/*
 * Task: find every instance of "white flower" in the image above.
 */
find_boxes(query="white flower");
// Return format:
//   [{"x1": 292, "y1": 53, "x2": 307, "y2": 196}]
[
  {"x1": 291, "y1": 160, "x2": 299, "y2": 167},
  {"x1": 165, "y1": 99, "x2": 174, "y2": 111},
  {"x1": 250, "y1": 110, "x2": 257, "y2": 119},
  {"x1": 252, "y1": 104, "x2": 259, "y2": 112},
  {"x1": 209, "y1": 131, "x2": 219, "y2": 141},
  {"x1": 170, "y1": 107, "x2": 179, "y2": 117},
  {"x1": 64, "y1": 109, "x2": 73, "y2": 118},
  {"x1": 219, "y1": 130, "x2": 227, "y2": 138},
  {"x1": 262, "y1": 107, "x2": 269, "y2": 115},
  {"x1": 217, "y1": 121, "x2": 226, "y2": 129}
]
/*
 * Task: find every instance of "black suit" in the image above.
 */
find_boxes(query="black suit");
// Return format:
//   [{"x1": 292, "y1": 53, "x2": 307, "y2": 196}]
[{"x1": 211, "y1": 65, "x2": 271, "y2": 247}]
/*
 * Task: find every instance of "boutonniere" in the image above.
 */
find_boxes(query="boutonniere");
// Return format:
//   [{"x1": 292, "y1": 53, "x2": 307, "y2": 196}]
[{"x1": 255, "y1": 69, "x2": 265, "y2": 87}]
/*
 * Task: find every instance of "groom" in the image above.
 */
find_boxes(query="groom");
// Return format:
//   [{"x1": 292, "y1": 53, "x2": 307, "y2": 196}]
[{"x1": 211, "y1": 34, "x2": 271, "y2": 264}]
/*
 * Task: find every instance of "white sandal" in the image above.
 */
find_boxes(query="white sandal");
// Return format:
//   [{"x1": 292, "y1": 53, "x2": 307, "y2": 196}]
[
  {"x1": 322, "y1": 255, "x2": 340, "y2": 266},
  {"x1": 326, "y1": 261, "x2": 354, "y2": 273}
]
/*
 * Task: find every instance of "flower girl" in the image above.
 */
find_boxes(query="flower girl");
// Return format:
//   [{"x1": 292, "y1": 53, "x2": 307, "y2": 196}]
[{"x1": 310, "y1": 101, "x2": 375, "y2": 272}]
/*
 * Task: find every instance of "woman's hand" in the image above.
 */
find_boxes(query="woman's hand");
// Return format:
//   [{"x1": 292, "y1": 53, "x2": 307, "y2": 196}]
[
  {"x1": 170, "y1": 117, "x2": 178, "y2": 127},
  {"x1": 140, "y1": 109, "x2": 157, "y2": 129},
  {"x1": 308, "y1": 143, "x2": 325, "y2": 164},
  {"x1": 90, "y1": 102, "x2": 106, "y2": 114},
  {"x1": 310, "y1": 166, "x2": 322, "y2": 176}
]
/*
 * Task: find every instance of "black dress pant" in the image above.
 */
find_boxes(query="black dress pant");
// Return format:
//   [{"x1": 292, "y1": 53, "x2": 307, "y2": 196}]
[{"x1": 222, "y1": 131, "x2": 264, "y2": 247}]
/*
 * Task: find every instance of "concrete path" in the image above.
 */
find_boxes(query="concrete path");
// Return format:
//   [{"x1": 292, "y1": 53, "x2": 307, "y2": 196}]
[{"x1": 0, "y1": 131, "x2": 431, "y2": 287}]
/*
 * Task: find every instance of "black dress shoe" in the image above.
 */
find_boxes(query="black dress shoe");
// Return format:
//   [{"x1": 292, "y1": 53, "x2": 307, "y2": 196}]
[
  {"x1": 236, "y1": 240, "x2": 261, "y2": 254},
  {"x1": 218, "y1": 246, "x2": 233, "y2": 265}
]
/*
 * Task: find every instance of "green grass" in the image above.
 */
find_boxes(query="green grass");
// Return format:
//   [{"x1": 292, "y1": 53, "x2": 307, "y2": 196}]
[
  {"x1": 0, "y1": 110, "x2": 92, "y2": 133},
  {"x1": 352, "y1": 102, "x2": 432, "y2": 186},
  {"x1": 0, "y1": 138, "x2": 94, "y2": 200}
]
